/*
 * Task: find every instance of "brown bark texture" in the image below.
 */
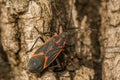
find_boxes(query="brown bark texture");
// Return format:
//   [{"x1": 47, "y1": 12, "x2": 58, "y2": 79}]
[
  {"x1": 101, "y1": 0, "x2": 120, "y2": 80},
  {"x1": 0, "y1": 0, "x2": 119, "y2": 80}
]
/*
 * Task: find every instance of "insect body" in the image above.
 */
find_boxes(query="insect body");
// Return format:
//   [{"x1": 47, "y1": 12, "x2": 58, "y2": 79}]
[{"x1": 28, "y1": 32, "x2": 67, "y2": 73}]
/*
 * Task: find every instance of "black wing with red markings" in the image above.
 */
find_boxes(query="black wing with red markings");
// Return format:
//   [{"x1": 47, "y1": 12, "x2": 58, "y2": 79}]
[{"x1": 27, "y1": 33, "x2": 66, "y2": 73}]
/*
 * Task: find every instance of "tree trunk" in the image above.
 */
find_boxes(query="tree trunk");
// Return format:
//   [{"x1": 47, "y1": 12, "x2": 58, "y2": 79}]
[
  {"x1": 101, "y1": 0, "x2": 120, "y2": 80},
  {"x1": 1, "y1": 0, "x2": 119, "y2": 80}
]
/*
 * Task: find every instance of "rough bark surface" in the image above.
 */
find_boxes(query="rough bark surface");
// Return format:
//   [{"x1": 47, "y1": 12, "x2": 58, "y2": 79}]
[
  {"x1": 1, "y1": 0, "x2": 119, "y2": 80},
  {"x1": 101, "y1": 0, "x2": 120, "y2": 80}
]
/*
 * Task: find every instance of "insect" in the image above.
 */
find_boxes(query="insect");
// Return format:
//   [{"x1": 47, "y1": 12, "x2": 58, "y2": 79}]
[{"x1": 27, "y1": 26, "x2": 67, "y2": 73}]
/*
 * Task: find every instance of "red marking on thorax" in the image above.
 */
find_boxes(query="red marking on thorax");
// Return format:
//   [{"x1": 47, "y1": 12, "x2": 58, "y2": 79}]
[
  {"x1": 54, "y1": 40, "x2": 66, "y2": 58},
  {"x1": 56, "y1": 38, "x2": 62, "y2": 44},
  {"x1": 32, "y1": 51, "x2": 45, "y2": 57},
  {"x1": 40, "y1": 33, "x2": 58, "y2": 47},
  {"x1": 43, "y1": 38, "x2": 66, "y2": 69},
  {"x1": 49, "y1": 46, "x2": 54, "y2": 51}
]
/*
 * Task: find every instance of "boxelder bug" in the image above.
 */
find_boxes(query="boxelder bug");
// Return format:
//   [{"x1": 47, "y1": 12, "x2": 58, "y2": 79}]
[{"x1": 27, "y1": 26, "x2": 67, "y2": 73}]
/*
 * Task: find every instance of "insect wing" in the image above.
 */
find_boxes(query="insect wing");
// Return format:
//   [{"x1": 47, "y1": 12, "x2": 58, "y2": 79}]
[
  {"x1": 28, "y1": 40, "x2": 54, "y2": 72},
  {"x1": 28, "y1": 33, "x2": 66, "y2": 72},
  {"x1": 45, "y1": 33, "x2": 66, "y2": 68},
  {"x1": 27, "y1": 55, "x2": 45, "y2": 73}
]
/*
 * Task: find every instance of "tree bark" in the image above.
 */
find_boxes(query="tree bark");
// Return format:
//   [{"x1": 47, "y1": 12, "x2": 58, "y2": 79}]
[
  {"x1": 101, "y1": 0, "x2": 120, "y2": 80},
  {"x1": 1, "y1": 0, "x2": 119, "y2": 80}
]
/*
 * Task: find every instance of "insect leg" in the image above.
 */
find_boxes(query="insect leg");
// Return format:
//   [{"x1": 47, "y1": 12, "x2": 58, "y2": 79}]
[
  {"x1": 26, "y1": 26, "x2": 47, "y2": 54},
  {"x1": 34, "y1": 26, "x2": 46, "y2": 42},
  {"x1": 34, "y1": 26, "x2": 54, "y2": 37},
  {"x1": 55, "y1": 58, "x2": 66, "y2": 71},
  {"x1": 62, "y1": 47, "x2": 80, "y2": 71},
  {"x1": 48, "y1": 59, "x2": 62, "y2": 69},
  {"x1": 26, "y1": 36, "x2": 45, "y2": 54}
]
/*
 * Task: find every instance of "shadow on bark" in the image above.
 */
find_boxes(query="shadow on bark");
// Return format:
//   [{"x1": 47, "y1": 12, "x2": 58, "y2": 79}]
[
  {"x1": 75, "y1": 0, "x2": 102, "y2": 80},
  {"x1": 0, "y1": 0, "x2": 103, "y2": 79},
  {"x1": 0, "y1": 28, "x2": 13, "y2": 79},
  {"x1": 49, "y1": 0, "x2": 103, "y2": 80}
]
